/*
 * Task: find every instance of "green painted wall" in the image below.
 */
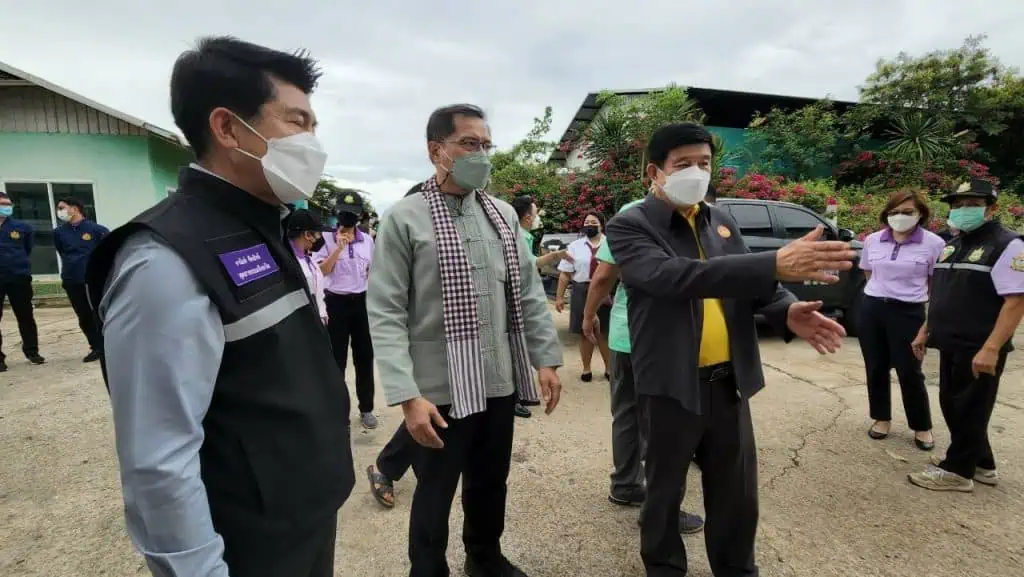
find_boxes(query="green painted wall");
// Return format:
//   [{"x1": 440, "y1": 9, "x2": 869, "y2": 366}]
[{"x1": 148, "y1": 136, "x2": 193, "y2": 198}]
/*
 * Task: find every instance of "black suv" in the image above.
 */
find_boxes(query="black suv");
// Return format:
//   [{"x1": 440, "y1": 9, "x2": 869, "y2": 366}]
[{"x1": 716, "y1": 198, "x2": 865, "y2": 335}]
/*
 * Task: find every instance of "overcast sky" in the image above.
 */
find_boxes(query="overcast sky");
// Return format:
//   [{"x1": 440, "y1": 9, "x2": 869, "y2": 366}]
[{"x1": 2, "y1": 0, "x2": 1023, "y2": 212}]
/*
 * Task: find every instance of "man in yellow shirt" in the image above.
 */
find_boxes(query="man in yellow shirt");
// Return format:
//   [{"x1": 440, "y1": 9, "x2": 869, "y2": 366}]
[{"x1": 606, "y1": 123, "x2": 854, "y2": 577}]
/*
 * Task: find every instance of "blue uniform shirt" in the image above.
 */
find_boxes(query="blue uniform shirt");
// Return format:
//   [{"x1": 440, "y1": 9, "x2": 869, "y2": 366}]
[
  {"x1": 0, "y1": 218, "x2": 34, "y2": 279},
  {"x1": 55, "y1": 219, "x2": 109, "y2": 282}
]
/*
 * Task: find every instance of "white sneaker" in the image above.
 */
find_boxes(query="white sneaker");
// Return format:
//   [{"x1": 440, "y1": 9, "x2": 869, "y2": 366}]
[
  {"x1": 909, "y1": 465, "x2": 974, "y2": 492},
  {"x1": 930, "y1": 454, "x2": 999, "y2": 486}
]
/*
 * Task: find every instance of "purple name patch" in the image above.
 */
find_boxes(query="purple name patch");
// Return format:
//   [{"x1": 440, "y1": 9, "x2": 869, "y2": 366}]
[{"x1": 218, "y1": 244, "x2": 279, "y2": 286}]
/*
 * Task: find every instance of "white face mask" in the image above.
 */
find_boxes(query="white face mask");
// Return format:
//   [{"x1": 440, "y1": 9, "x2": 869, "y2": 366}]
[
  {"x1": 887, "y1": 214, "x2": 919, "y2": 233},
  {"x1": 660, "y1": 165, "x2": 710, "y2": 207},
  {"x1": 234, "y1": 116, "x2": 327, "y2": 204},
  {"x1": 56, "y1": 208, "x2": 70, "y2": 222}
]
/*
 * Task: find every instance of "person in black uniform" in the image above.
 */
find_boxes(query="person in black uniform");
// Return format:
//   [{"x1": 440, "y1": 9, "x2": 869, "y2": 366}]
[
  {"x1": 85, "y1": 37, "x2": 354, "y2": 577},
  {"x1": 908, "y1": 178, "x2": 1024, "y2": 492},
  {"x1": 0, "y1": 193, "x2": 45, "y2": 371},
  {"x1": 54, "y1": 197, "x2": 108, "y2": 362}
]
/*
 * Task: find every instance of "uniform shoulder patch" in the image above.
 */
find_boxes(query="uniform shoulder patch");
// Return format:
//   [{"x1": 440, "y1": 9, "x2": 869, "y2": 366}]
[
  {"x1": 939, "y1": 245, "x2": 955, "y2": 262},
  {"x1": 1011, "y1": 252, "x2": 1024, "y2": 273}
]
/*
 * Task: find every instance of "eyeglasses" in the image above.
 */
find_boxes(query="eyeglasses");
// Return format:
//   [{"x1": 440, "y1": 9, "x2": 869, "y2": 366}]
[{"x1": 446, "y1": 138, "x2": 494, "y2": 154}]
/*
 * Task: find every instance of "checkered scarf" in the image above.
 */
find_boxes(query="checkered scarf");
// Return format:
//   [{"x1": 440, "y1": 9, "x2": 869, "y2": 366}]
[{"x1": 421, "y1": 176, "x2": 537, "y2": 418}]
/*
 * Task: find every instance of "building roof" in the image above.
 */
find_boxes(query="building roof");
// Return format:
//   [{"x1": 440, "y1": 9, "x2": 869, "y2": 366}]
[
  {"x1": 0, "y1": 59, "x2": 186, "y2": 147},
  {"x1": 549, "y1": 86, "x2": 858, "y2": 164}
]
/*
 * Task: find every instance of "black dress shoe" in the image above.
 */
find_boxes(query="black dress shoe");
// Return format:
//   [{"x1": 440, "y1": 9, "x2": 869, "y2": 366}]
[
  {"x1": 83, "y1": 350, "x2": 102, "y2": 363},
  {"x1": 520, "y1": 399, "x2": 541, "y2": 407},
  {"x1": 609, "y1": 487, "x2": 645, "y2": 507},
  {"x1": 513, "y1": 404, "x2": 532, "y2": 418},
  {"x1": 914, "y1": 437, "x2": 935, "y2": 451},
  {"x1": 27, "y1": 354, "x2": 45, "y2": 365},
  {"x1": 464, "y1": 555, "x2": 528, "y2": 577},
  {"x1": 0, "y1": 360, "x2": 7, "y2": 372}
]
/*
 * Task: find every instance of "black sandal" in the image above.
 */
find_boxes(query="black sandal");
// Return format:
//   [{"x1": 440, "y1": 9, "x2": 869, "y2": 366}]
[{"x1": 367, "y1": 465, "x2": 395, "y2": 508}]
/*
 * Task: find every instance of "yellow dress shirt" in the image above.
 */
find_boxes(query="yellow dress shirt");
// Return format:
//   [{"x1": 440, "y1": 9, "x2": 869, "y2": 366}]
[{"x1": 683, "y1": 206, "x2": 731, "y2": 367}]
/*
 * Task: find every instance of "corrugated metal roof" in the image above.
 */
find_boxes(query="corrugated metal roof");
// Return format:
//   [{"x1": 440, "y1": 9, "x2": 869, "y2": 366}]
[{"x1": 0, "y1": 59, "x2": 186, "y2": 148}]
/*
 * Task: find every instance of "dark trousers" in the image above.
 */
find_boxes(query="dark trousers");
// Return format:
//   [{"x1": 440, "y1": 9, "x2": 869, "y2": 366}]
[
  {"x1": 937, "y1": 348, "x2": 1007, "y2": 479},
  {"x1": 325, "y1": 291, "x2": 375, "y2": 413},
  {"x1": 857, "y1": 296, "x2": 931, "y2": 431},
  {"x1": 62, "y1": 281, "x2": 102, "y2": 351},
  {"x1": 377, "y1": 422, "x2": 415, "y2": 482},
  {"x1": 408, "y1": 395, "x2": 515, "y2": 577},
  {"x1": 640, "y1": 381, "x2": 758, "y2": 577},
  {"x1": 0, "y1": 275, "x2": 39, "y2": 361},
  {"x1": 610, "y1": 351, "x2": 645, "y2": 495},
  {"x1": 219, "y1": 512, "x2": 338, "y2": 577}
]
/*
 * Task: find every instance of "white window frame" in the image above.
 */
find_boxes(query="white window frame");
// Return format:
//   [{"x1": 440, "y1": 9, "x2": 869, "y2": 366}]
[{"x1": 0, "y1": 179, "x2": 99, "y2": 276}]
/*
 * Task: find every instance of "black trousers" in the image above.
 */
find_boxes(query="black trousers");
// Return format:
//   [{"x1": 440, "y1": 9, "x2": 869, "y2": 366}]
[
  {"x1": 377, "y1": 422, "x2": 415, "y2": 482},
  {"x1": 219, "y1": 512, "x2": 338, "y2": 577},
  {"x1": 857, "y1": 296, "x2": 931, "y2": 431},
  {"x1": 325, "y1": 291, "x2": 375, "y2": 413},
  {"x1": 937, "y1": 348, "x2": 1007, "y2": 479},
  {"x1": 640, "y1": 380, "x2": 758, "y2": 577},
  {"x1": 408, "y1": 395, "x2": 515, "y2": 577},
  {"x1": 0, "y1": 275, "x2": 39, "y2": 361},
  {"x1": 62, "y1": 281, "x2": 102, "y2": 352}
]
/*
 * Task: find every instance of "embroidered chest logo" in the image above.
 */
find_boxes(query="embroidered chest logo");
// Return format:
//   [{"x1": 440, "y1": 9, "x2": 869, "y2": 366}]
[
  {"x1": 9, "y1": 230, "x2": 20, "y2": 240},
  {"x1": 217, "y1": 243, "x2": 280, "y2": 286},
  {"x1": 1011, "y1": 252, "x2": 1024, "y2": 273},
  {"x1": 717, "y1": 225, "x2": 732, "y2": 239},
  {"x1": 81, "y1": 232, "x2": 92, "y2": 241},
  {"x1": 939, "y1": 245, "x2": 955, "y2": 262},
  {"x1": 967, "y1": 248, "x2": 985, "y2": 263}
]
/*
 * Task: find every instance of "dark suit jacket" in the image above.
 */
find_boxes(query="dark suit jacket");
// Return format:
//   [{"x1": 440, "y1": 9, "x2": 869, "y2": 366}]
[{"x1": 606, "y1": 195, "x2": 796, "y2": 415}]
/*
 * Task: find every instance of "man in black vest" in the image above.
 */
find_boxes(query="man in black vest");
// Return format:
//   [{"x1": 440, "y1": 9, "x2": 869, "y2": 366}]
[
  {"x1": 85, "y1": 37, "x2": 354, "y2": 577},
  {"x1": 909, "y1": 178, "x2": 1024, "y2": 492}
]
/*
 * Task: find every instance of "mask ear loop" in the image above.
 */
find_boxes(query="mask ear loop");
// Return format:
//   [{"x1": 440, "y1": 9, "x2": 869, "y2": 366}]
[
  {"x1": 231, "y1": 113, "x2": 269, "y2": 162},
  {"x1": 433, "y1": 143, "x2": 453, "y2": 189}
]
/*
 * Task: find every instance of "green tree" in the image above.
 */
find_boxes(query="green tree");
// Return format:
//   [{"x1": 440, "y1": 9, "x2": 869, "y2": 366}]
[
  {"x1": 860, "y1": 35, "x2": 1024, "y2": 191},
  {"x1": 745, "y1": 100, "x2": 843, "y2": 180},
  {"x1": 580, "y1": 85, "x2": 705, "y2": 178}
]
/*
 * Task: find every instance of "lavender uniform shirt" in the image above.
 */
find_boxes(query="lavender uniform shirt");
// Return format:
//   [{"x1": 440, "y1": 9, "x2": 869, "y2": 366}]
[
  {"x1": 860, "y1": 226, "x2": 947, "y2": 303},
  {"x1": 313, "y1": 228, "x2": 375, "y2": 295},
  {"x1": 991, "y1": 238, "x2": 1024, "y2": 297}
]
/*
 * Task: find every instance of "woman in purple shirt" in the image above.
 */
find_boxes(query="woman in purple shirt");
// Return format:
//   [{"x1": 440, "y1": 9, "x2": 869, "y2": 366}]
[{"x1": 859, "y1": 188, "x2": 947, "y2": 450}]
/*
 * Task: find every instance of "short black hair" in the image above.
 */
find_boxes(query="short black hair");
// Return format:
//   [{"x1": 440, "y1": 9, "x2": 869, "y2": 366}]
[
  {"x1": 58, "y1": 197, "x2": 85, "y2": 212},
  {"x1": 583, "y1": 211, "x2": 605, "y2": 227},
  {"x1": 647, "y1": 123, "x2": 715, "y2": 169},
  {"x1": 426, "y1": 104, "x2": 486, "y2": 142},
  {"x1": 511, "y1": 195, "x2": 534, "y2": 220},
  {"x1": 170, "y1": 36, "x2": 322, "y2": 158}
]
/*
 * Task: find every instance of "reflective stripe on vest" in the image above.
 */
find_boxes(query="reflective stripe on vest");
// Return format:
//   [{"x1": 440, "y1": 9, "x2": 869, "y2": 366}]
[
  {"x1": 223, "y1": 289, "x2": 309, "y2": 342},
  {"x1": 933, "y1": 262, "x2": 993, "y2": 273}
]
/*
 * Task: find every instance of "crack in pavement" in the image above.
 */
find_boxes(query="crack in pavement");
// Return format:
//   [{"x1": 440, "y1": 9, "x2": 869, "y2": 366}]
[{"x1": 761, "y1": 362, "x2": 851, "y2": 490}]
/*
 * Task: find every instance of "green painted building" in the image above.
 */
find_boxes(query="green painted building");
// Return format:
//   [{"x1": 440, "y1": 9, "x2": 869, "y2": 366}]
[{"x1": 0, "y1": 61, "x2": 192, "y2": 277}]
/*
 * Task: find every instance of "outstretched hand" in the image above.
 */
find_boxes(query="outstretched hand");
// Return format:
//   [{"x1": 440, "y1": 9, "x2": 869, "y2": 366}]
[{"x1": 786, "y1": 301, "x2": 846, "y2": 354}]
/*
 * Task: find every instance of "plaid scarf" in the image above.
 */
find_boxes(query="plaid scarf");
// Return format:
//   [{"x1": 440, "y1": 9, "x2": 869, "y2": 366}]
[{"x1": 421, "y1": 176, "x2": 538, "y2": 418}]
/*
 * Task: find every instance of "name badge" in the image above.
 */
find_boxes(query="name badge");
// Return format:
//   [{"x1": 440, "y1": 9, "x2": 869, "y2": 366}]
[{"x1": 218, "y1": 243, "x2": 279, "y2": 286}]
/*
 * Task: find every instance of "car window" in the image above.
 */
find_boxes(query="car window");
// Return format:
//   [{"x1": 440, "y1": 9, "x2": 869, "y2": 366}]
[
  {"x1": 776, "y1": 206, "x2": 826, "y2": 239},
  {"x1": 727, "y1": 204, "x2": 773, "y2": 236}
]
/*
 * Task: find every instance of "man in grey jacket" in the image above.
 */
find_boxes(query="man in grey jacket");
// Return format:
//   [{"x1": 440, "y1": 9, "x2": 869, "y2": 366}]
[{"x1": 368, "y1": 103, "x2": 563, "y2": 577}]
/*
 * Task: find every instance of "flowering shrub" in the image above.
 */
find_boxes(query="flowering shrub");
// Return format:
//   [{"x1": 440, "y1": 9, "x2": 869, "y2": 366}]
[
  {"x1": 561, "y1": 162, "x2": 645, "y2": 231},
  {"x1": 835, "y1": 150, "x2": 1000, "y2": 194}
]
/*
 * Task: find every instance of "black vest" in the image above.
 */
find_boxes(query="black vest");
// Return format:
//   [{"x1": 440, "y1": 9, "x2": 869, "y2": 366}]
[
  {"x1": 928, "y1": 220, "x2": 1021, "y2": 353},
  {"x1": 87, "y1": 168, "x2": 354, "y2": 534}
]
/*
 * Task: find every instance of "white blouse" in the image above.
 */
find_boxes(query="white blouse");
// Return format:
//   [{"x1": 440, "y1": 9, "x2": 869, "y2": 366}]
[
  {"x1": 558, "y1": 236, "x2": 603, "y2": 283},
  {"x1": 297, "y1": 253, "x2": 328, "y2": 323}
]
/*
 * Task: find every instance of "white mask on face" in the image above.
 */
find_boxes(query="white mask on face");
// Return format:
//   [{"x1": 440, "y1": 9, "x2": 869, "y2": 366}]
[
  {"x1": 887, "y1": 214, "x2": 919, "y2": 233},
  {"x1": 56, "y1": 208, "x2": 70, "y2": 222},
  {"x1": 234, "y1": 116, "x2": 328, "y2": 204},
  {"x1": 660, "y1": 165, "x2": 710, "y2": 207}
]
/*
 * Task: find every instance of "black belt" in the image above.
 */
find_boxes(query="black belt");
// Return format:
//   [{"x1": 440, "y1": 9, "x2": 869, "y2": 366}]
[
  {"x1": 699, "y1": 362, "x2": 733, "y2": 382},
  {"x1": 866, "y1": 295, "x2": 924, "y2": 307}
]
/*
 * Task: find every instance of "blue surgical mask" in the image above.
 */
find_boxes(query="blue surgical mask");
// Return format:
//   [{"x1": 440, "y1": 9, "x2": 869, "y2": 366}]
[
  {"x1": 947, "y1": 206, "x2": 987, "y2": 233},
  {"x1": 0, "y1": 206, "x2": 13, "y2": 217}
]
